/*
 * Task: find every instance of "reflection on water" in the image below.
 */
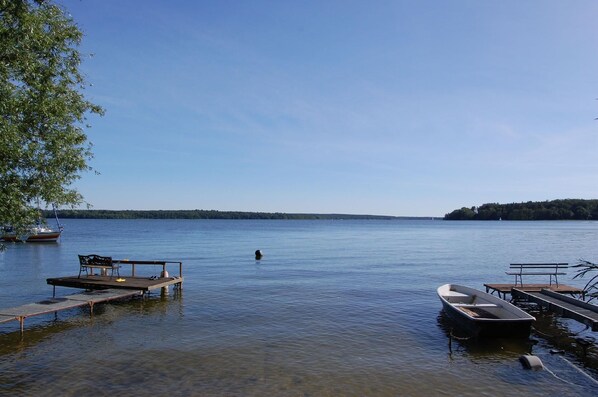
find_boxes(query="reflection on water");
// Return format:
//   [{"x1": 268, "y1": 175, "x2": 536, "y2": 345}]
[
  {"x1": 437, "y1": 302, "x2": 598, "y2": 393},
  {"x1": 436, "y1": 311, "x2": 535, "y2": 357},
  {"x1": 1, "y1": 219, "x2": 598, "y2": 396}
]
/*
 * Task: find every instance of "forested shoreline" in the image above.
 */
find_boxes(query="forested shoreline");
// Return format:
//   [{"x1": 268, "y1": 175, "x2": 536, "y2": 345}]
[
  {"x1": 44, "y1": 209, "x2": 427, "y2": 221},
  {"x1": 39, "y1": 200, "x2": 598, "y2": 221},
  {"x1": 444, "y1": 199, "x2": 598, "y2": 220}
]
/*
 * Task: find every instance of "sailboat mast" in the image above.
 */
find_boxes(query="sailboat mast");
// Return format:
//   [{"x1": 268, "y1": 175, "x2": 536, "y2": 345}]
[{"x1": 53, "y1": 205, "x2": 62, "y2": 231}]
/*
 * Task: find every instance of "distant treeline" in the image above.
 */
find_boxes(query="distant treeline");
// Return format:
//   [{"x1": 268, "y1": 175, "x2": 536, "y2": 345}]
[
  {"x1": 44, "y1": 209, "x2": 424, "y2": 221},
  {"x1": 444, "y1": 199, "x2": 598, "y2": 221}
]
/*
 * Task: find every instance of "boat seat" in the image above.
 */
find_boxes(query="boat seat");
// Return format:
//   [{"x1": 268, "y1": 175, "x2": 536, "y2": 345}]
[
  {"x1": 445, "y1": 291, "x2": 469, "y2": 298},
  {"x1": 452, "y1": 303, "x2": 499, "y2": 308}
]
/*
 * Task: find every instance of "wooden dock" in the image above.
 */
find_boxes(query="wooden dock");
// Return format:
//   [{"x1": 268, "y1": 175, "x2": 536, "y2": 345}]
[
  {"x1": 46, "y1": 274, "x2": 183, "y2": 295},
  {"x1": 0, "y1": 258, "x2": 185, "y2": 334},
  {"x1": 0, "y1": 289, "x2": 142, "y2": 333},
  {"x1": 46, "y1": 259, "x2": 184, "y2": 296},
  {"x1": 511, "y1": 288, "x2": 598, "y2": 331},
  {"x1": 484, "y1": 283, "x2": 584, "y2": 300}
]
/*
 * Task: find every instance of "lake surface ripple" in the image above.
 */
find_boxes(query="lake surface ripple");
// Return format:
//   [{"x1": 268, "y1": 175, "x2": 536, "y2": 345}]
[{"x1": 1, "y1": 219, "x2": 598, "y2": 396}]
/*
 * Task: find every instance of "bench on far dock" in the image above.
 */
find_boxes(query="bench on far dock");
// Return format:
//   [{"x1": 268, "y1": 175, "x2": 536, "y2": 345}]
[{"x1": 506, "y1": 263, "x2": 568, "y2": 287}]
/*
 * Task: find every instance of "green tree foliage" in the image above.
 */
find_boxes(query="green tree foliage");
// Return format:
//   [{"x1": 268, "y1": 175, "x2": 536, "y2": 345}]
[
  {"x1": 444, "y1": 207, "x2": 476, "y2": 220},
  {"x1": 445, "y1": 199, "x2": 598, "y2": 221},
  {"x1": 0, "y1": 0, "x2": 103, "y2": 235}
]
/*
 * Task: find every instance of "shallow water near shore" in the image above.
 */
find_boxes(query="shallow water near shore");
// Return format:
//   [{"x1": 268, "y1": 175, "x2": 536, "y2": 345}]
[{"x1": 1, "y1": 219, "x2": 598, "y2": 396}]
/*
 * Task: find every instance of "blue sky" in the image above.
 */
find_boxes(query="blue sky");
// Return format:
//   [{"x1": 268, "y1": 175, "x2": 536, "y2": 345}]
[{"x1": 63, "y1": 0, "x2": 598, "y2": 216}]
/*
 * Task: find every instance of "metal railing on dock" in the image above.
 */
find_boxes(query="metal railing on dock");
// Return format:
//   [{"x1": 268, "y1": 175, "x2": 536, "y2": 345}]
[{"x1": 113, "y1": 259, "x2": 183, "y2": 278}]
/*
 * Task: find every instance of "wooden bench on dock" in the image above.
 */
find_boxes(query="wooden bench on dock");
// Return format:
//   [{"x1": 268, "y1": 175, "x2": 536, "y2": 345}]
[
  {"x1": 78, "y1": 254, "x2": 120, "y2": 279},
  {"x1": 506, "y1": 263, "x2": 568, "y2": 287}
]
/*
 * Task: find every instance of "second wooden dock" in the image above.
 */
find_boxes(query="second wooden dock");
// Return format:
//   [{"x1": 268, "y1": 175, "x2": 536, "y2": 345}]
[
  {"x1": 484, "y1": 283, "x2": 584, "y2": 300},
  {"x1": 512, "y1": 288, "x2": 598, "y2": 331}
]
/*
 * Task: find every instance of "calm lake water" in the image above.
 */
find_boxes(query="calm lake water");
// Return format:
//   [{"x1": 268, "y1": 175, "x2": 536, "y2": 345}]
[{"x1": 1, "y1": 219, "x2": 598, "y2": 396}]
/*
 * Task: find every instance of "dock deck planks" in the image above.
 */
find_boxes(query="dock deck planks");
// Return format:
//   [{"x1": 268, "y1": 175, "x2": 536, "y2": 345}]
[
  {"x1": 0, "y1": 298, "x2": 87, "y2": 317},
  {"x1": 511, "y1": 288, "x2": 598, "y2": 331},
  {"x1": 484, "y1": 283, "x2": 584, "y2": 300},
  {"x1": 46, "y1": 275, "x2": 183, "y2": 293},
  {"x1": 0, "y1": 314, "x2": 17, "y2": 324},
  {"x1": 0, "y1": 289, "x2": 143, "y2": 333}
]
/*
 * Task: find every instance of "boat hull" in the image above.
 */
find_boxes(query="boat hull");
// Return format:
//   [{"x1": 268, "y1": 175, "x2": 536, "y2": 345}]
[
  {"x1": 440, "y1": 300, "x2": 533, "y2": 337},
  {"x1": 438, "y1": 284, "x2": 535, "y2": 338},
  {"x1": 2, "y1": 229, "x2": 61, "y2": 243}
]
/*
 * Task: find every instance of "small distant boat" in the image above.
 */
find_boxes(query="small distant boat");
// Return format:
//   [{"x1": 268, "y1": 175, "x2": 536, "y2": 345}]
[
  {"x1": 1, "y1": 224, "x2": 62, "y2": 243},
  {"x1": 2, "y1": 207, "x2": 63, "y2": 243},
  {"x1": 437, "y1": 284, "x2": 535, "y2": 337}
]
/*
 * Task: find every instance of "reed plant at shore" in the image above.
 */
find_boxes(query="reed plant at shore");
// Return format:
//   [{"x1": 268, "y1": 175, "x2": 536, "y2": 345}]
[{"x1": 573, "y1": 260, "x2": 598, "y2": 301}]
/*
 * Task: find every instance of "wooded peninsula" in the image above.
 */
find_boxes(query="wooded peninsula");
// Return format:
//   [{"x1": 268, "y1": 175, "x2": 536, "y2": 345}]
[
  {"x1": 444, "y1": 199, "x2": 598, "y2": 221},
  {"x1": 45, "y1": 209, "x2": 428, "y2": 221}
]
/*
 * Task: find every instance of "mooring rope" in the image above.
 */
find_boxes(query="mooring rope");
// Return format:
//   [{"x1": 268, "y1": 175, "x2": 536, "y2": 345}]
[
  {"x1": 446, "y1": 329, "x2": 472, "y2": 354},
  {"x1": 557, "y1": 355, "x2": 598, "y2": 386},
  {"x1": 532, "y1": 352, "x2": 598, "y2": 387},
  {"x1": 531, "y1": 326, "x2": 555, "y2": 338},
  {"x1": 543, "y1": 365, "x2": 574, "y2": 385},
  {"x1": 449, "y1": 330, "x2": 472, "y2": 341},
  {"x1": 529, "y1": 324, "x2": 598, "y2": 388}
]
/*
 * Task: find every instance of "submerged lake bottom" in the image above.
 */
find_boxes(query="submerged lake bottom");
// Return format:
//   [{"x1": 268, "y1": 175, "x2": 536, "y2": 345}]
[{"x1": 1, "y1": 219, "x2": 598, "y2": 396}]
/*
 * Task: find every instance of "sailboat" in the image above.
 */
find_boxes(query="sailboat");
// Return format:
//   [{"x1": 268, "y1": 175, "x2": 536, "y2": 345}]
[{"x1": 1, "y1": 206, "x2": 63, "y2": 243}]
